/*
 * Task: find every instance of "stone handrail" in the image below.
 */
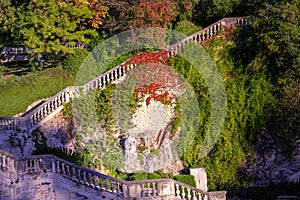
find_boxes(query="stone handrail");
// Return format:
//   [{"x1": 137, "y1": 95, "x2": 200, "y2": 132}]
[
  {"x1": 0, "y1": 43, "x2": 85, "y2": 63},
  {"x1": 0, "y1": 16, "x2": 250, "y2": 132},
  {"x1": 0, "y1": 149, "x2": 210, "y2": 199}
]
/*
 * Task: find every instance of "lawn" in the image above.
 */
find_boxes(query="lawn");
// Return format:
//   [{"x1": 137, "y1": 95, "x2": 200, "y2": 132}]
[{"x1": 0, "y1": 67, "x2": 74, "y2": 116}]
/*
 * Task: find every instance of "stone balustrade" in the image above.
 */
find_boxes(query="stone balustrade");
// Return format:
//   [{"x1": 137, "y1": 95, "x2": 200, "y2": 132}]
[
  {"x1": 172, "y1": 180, "x2": 210, "y2": 200},
  {"x1": 0, "y1": 149, "x2": 210, "y2": 199},
  {"x1": 0, "y1": 117, "x2": 19, "y2": 130},
  {"x1": 166, "y1": 16, "x2": 249, "y2": 57},
  {"x1": 0, "y1": 17, "x2": 250, "y2": 132},
  {"x1": 0, "y1": 149, "x2": 17, "y2": 173},
  {"x1": 0, "y1": 43, "x2": 85, "y2": 63}
]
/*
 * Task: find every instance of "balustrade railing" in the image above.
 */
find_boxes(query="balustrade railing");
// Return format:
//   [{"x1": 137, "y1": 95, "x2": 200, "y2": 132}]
[
  {"x1": 0, "y1": 17, "x2": 250, "y2": 132},
  {"x1": 0, "y1": 43, "x2": 85, "y2": 63},
  {"x1": 172, "y1": 180, "x2": 210, "y2": 200},
  {"x1": 0, "y1": 149, "x2": 210, "y2": 199}
]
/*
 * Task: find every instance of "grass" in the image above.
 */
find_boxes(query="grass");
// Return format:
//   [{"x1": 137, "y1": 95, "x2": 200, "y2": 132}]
[{"x1": 0, "y1": 66, "x2": 74, "y2": 116}]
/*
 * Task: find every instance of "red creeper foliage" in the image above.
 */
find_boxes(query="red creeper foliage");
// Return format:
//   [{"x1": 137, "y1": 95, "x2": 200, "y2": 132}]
[{"x1": 122, "y1": 50, "x2": 185, "y2": 106}]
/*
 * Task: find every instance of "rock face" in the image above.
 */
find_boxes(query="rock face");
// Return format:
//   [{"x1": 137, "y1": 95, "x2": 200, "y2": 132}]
[
  {"x1": 245, "y1": 133, "x2": 300, "y2": 186},
  {"x1": 121, "y1": 100, "x2": 184, "y2": 173},
  {"x1": 38, "y1": 112, "x2": 75, "y2": 150}
]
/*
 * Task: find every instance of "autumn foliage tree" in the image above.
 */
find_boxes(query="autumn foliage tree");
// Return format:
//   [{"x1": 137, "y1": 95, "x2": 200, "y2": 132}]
[
  {"x1": 133, "y1": 0, "x2": 177, "y2": 28},
  {"x1": 55, "y1": 0, "x2": 109, "y2": 29}
]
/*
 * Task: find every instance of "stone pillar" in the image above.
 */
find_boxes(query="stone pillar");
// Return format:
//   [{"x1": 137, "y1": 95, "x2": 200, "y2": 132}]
[
  {"x1": 190, "y1": 167, "x2": 208, "y2": 192},
  {"x1": 209, "y1": 191, "x2": 227, "y2": 200}
]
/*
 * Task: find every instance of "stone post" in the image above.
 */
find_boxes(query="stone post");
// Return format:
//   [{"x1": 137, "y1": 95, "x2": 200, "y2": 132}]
[
  {"x1": 190, "y1": 167, "x2": 208, "y2": 192},
  {"x1": 209, "y1": 191, "x2": 227, "y2": 200}
]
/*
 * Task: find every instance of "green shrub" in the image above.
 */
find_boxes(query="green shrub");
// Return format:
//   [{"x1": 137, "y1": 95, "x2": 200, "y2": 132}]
[
  {"x1": 62, "y1": 101, "x2": 72, "y2": 121},
  {"x1": 173, "y1": 174, "x2": 196, "y2": 187},
  {"x1": 174, "y1": 21, "x2": 201, "y2": 36},
  {"x1": 62, "y1": 49, "x2": 89, "y2": 76}
]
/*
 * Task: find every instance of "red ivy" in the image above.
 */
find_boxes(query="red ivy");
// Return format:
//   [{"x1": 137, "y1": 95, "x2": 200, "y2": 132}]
[
  {"x1": 134, "y1": 83, "x2": 176, "y2": 106},
  {"x1": 124, "y1": 51, "x2": 169, "y2": 67}
]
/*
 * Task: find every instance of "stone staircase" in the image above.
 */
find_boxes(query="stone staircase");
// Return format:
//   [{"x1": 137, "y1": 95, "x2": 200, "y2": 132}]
[
  {"x1": 0, "y1": 148, "x2": 216, "y2": 200},
  {"x1": 0, "y1": 16, "x2": 250, "y2": 133},
  {"x1": 0, "y1": 17, "x2": 250, "y2": 200}
]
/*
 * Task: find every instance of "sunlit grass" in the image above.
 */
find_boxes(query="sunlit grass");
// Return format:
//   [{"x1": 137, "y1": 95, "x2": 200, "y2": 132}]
[{"x1": 0, "y1": 66, "x2": 74, "y2": 116}]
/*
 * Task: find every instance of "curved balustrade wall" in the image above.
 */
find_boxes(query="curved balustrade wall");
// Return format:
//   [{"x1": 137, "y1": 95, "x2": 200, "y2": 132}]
[
  {"x1": 0, "y1": 17, "x2": 250, "y2": 132},
  {"x1": 0, "y1": 149, "x2": 210, "y2": 199}
]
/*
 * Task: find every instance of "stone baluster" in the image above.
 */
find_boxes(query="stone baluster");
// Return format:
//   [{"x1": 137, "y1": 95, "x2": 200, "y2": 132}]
[
  {"x1": 214, "y1": 24, "x2": 217, "y2": 35},
  {"x1": 51, "y1": 159, "x2": 56, "y2": 172},
  {"x1": 83, "y1": 170, "x2": 87, "y2": 184},
  {"x1": 115, "y1": 68, "x2": 120, "y2": 79},
  {"x1": 88, "y1": 173, "x2": 92, "y2": 186},
  {"x1": 110, "y1": 71, "x2": 114, "y2": 82},
  {"x1": 99, "y1": 177, "x2": 103, "y2": 189},
  {"x1": 34, "y1": 159, "x2": 39, "y2": 172},
  {"x1": 1, "y1": 155, "x2": 7, "y2": 169},
  {"x1": 116, "y1": 182, "x2": 121, "y2": 196},
  {"x1": 111, "y1": 70, "x2": 115, "y2": 81},
  {"x1": 102, "y1": 76, "x2": 107, "y2": 87},
  {"x1": 56, "y1": 161, "x2": 61, "y2": 174},
  {"x1": 77, "y1": 169, "x2": 82, "y2": 182},
  {"x1": 26, "y1": 160, "x2": 31, "y2": 173},
  {"x1": 57, "y1": 96, "x2": 61, "y2": 106},
  {"x1": 210, "y1": 27, "x2": 214, "y2": 37},
  {"x1": 72, "y1": 167, "x2": 76, "y2": 180},
  {"x1": 187, "y1": 188, "x2": 192, "y2": 200},
  {"x1": 176, "y1": 184, "x2": 180, "y2": 198},
  {"x1": 105, "y1": 178, "x2": 109, "y2": 191},
  {"x1": 4, "y1": 120, "x2": 7, "y2": 129},
  {"x1": 96, "y1": 79, "x2": 101, "y2": 88},
  {"x1": 118, "y1": 67, "x2": 122, "y2": 78},
  {"x1": 111, "y1": 181, "x2": 115, "y2": 193},
  {"x1": 5, "y1": 120, "x2": 8, "y2": 130},
  {"x1": 192, "y1": 190, "x2": 197, "y2": 200},
  {"x1": 105, "y1": 74, "x2": 109, "y2": 84},
  {"x1": 94, "y1": 175, "x2": 98, "y2": 188},
  {"x1": 66, "y1": 165, "x2": 70, "y2": 177},
  {"x1": 207, "y1": 29, "x2": 210, "y2": 39},
  {"x1": 182, "y1": 185, "x2": 186, "y2": 199},
  {"x1": 198, "y1": 193, "x2": 203, "y2": 200},
  {"x1": 148, "y1": 183, "x2": 153, "y2": 197},
  {"x1": 140, "y1": 183, "x2": 144, "y2": 197},
  {"x1": 30, "y1": 115, "x2": 34, "y2": 126}
]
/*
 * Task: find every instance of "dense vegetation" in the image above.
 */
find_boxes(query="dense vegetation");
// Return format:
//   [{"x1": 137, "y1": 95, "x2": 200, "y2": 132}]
[{"x1": 0, "y1": 0, "x2": 299, "y2": 197}]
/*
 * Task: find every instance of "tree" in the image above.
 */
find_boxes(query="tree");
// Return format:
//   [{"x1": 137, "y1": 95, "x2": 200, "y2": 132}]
[
  {"x1": 55, "y1": 0, "x2": 109, "y2": 29},
  {"x1": 0, "y1": 0, "x2": 19, "y2": 45},
  {"x1": 133, "y1": 0, "x2": 178, "y2": 28},
  {"x1": 18, "y1": 0, "x2": 99, "y2": 54},
  {"x1": 250, "y1": 0, "x2": 300, "y2": 155}
]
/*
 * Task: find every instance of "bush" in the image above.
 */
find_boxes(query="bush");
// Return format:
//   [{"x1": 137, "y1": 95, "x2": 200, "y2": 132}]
[
  {"x1": 173, "y1": 174, "x2": 196, "y2": 187},
  {"x1": 62, "y1": 49, "x2": 89, "y2": 76},
  {"x1": 174, "y1": 21, "x2": 201, "y2": 36}
]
